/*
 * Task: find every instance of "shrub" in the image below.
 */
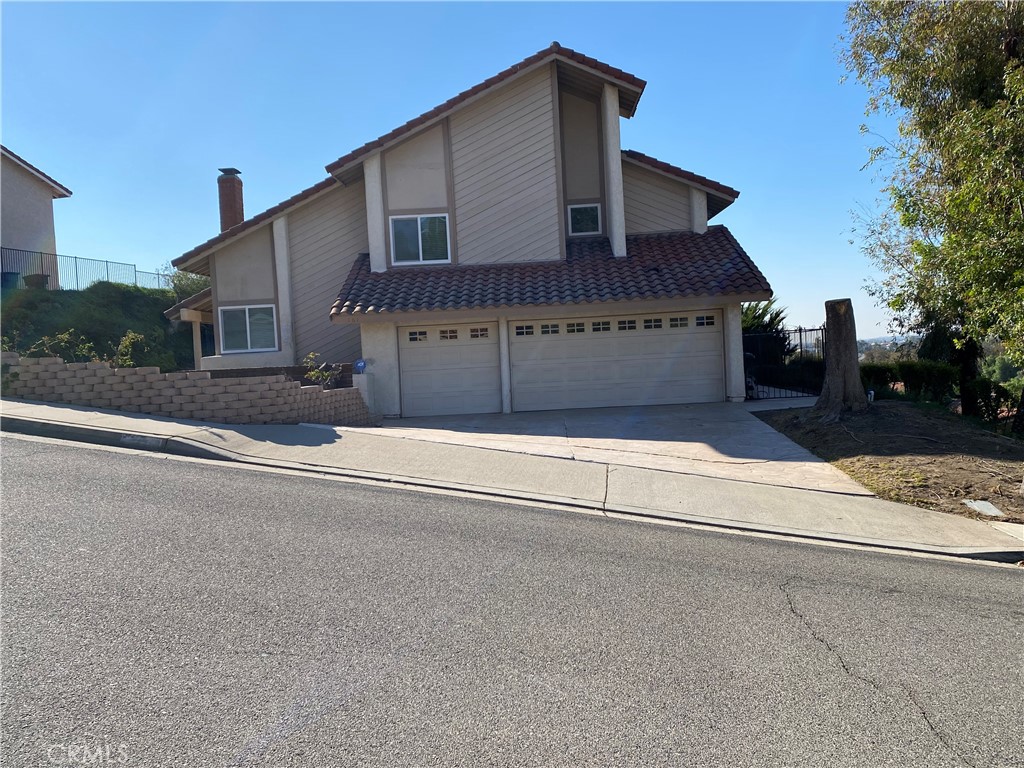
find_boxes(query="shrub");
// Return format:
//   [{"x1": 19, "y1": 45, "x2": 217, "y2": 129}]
[
  {"x1": 302, "y1": 352, "x2": 342, "y2": 389},
  {"x1": 24, "y1": 329, "x2": 98, "y2": 362},
  {"x1": 895, "y1": 360, "x2": 958, "y2": 401},
  {"x1": 860, "y1": 362, "x2": 898, "y2": 398},
  {"x1": 962, "y1": 377, "x2": 1014, "y2": 423},
  {"x1": 113, "y1": 330, "x2": 149, "y2": 368}
]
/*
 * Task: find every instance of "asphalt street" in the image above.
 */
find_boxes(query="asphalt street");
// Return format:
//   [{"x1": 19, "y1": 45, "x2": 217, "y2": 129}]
[{"x1": 2, "y1": 434, "x2": 1022, "y2": 767}]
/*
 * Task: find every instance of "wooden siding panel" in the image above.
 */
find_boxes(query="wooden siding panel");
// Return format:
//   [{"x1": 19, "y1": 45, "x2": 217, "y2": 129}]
[
  {"x1": 288, "y1": 182, "x2": 369, "y2": 363},
  {"x1": 623, "y1": 162, "x2": 693, "y2": 234},
  {"x1": 450, "y1": 66, "x2": 562, "y2": 264}
]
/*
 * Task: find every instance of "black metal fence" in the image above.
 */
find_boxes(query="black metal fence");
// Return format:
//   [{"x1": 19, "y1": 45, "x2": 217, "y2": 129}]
[
  {"x1": 0, "y1": 247, "x2": 172, "y2": 292},
  {"x1": 743, "y1": 326, "x2": 826, "y2": 399}
]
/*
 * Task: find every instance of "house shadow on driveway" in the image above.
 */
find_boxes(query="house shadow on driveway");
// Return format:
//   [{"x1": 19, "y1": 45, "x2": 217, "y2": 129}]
[
  {"x1": 352, "y1": 397, "x2": 831, "y2": 468},
  {"x1": 340, "y1": 398, "x2": 872, "y2": 494},
  {"x1": 182, "y1": 422, "x2": 344, "y2": 462}
]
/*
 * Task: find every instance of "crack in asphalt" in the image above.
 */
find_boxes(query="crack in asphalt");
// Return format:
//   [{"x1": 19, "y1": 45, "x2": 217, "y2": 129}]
[
  {"x1": 903, "y1": 684, "x2": 977, "y2": 768},
  {"x1": 779, "y1": 580, "x2": 976, "y2": 767},
  {"x1": 778, "y1": 581, "x2": 883, "y2": 693}
]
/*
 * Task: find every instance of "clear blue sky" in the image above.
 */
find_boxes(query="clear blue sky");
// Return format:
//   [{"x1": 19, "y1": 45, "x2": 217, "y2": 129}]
[{"x1": 2, "y1": 1, "x2": 898, "y2": 336}]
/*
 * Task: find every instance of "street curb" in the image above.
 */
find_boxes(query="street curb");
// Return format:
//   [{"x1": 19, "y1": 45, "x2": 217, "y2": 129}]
[
  {"x1": 0, "y1": 415, "x2": 231, "y2": 462},
  {"x1": 3, "y1": 415, "x2": 1021, "y2": 565}
]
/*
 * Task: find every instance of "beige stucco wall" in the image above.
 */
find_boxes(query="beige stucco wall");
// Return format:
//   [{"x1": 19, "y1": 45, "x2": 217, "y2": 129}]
[
  {"x1": 384, "y1": 124, "x2": 448, "y2": 212},
  {"x1": 560, "y1": 90, "x2": 602, "y2": 204},
  {"x1": 449, "y1": 64, "x2": 562, "y2": 264},
  {"x1": 359, "y1": 322, "x2": 401, "y2": 417},
  {"x1": 212, "y1": 225, "x2": 276, "y2": 303},
  {"x1": 1, "y1": 155, "x2": 58, "y2": 254},
  {"x1": 622, "y1": 162, "x2": 693, "y2": 234}
]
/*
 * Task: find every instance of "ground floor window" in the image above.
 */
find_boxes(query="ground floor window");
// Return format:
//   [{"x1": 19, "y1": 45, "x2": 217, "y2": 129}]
[{"x1": 220, "y1": 305, "x2": 277, "y2": 352}]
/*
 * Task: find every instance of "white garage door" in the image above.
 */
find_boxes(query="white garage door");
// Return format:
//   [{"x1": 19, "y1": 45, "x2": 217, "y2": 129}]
[
  {"x1": 399, "y1": 322, "x2": 501, "y2": 417},
  {"x1": 510, "y1": 311, "x2": 724, "y2": 412}
]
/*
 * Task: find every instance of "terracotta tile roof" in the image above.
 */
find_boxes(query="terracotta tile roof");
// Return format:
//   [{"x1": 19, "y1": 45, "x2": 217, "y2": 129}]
[
  {"x1": 173, "y1": 177, "x2": 337, "y2": 268},
  {"x1": 622, "y1": 149, "x2": 739, "y2": 215},
  {"x1": 1, "y1": 145, "x2": 72, "y2": 198},
  {"x1": 324, "y1": 42, "x2": 646, "y2": 175},
  {"x1": 330, "y1": 226, "x2": 770, "y2": 318}
]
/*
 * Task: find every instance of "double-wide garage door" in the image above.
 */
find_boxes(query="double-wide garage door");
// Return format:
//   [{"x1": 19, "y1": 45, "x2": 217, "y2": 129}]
[
  {"x1": 398, "y1": 311, "x2": 724, "y2": 417},
  {"x1": 509, "y1": 311, "x2": 724, "y2": 411}
]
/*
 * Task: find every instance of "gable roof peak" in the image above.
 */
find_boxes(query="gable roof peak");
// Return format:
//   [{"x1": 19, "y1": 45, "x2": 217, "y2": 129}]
[{"x1": 324, "y1": 43, "x2": 646, "y2": 177}]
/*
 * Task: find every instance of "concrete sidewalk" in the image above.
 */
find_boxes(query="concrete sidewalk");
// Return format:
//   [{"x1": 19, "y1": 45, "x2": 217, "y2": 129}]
[{"x1": 2, "y1": 398, "x2": 1022, "y2": 562}]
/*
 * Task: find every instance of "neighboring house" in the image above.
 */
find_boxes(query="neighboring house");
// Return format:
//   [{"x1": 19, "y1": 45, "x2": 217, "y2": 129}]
[
  {"x1": 172, "y1": 42, "x2": 772, "y2": 417},
  {"x1": 1, "y1": 145, "x2": 72, "y2": 289}
]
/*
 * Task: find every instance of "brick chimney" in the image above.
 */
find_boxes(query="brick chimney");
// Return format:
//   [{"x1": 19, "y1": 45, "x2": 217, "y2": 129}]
[{"x1": 217, "y1": 168, "x2": 244, "y2": 231}]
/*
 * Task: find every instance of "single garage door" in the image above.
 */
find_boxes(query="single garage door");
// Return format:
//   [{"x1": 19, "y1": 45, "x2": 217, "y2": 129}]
[
  {"x1": 510, "y1": 311, "x2": 724, "y2": 412},
  {"x1": 399, "y1": 322, "x2": 501, "y2": 417}
]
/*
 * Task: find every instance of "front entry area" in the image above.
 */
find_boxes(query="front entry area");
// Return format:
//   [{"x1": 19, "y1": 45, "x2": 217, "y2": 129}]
[
  {"x1": 509, "y1": 310, "x2": 725, "y2": 412},
  {"x1": 398, "y1": 322, "x2": 501, "y2": 417}
]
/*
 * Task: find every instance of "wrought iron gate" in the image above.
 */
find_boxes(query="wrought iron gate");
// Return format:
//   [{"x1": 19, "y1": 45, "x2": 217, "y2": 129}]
[{"x1": 742, "y1": 326, "x2": 825, "y2": 399}]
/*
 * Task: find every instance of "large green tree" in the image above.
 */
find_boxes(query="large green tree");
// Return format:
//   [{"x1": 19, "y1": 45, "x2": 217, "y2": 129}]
[{"x1": 841, "y1": 1, "x2": 1024, "y2": 367}]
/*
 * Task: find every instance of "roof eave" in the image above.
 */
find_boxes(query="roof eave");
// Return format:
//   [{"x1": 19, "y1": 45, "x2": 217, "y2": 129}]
[
  {"x1": 172, "y1": 176, "x2": 339, "y2": 268},
  {"x1": 1, "y1": 145, "x2": 73, "y2": 198}
]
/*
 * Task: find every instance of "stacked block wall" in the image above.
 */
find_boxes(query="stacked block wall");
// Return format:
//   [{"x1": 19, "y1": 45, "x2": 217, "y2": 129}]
[{"x1": 0, "y1": 352, "x2": 375, "y2": 426}]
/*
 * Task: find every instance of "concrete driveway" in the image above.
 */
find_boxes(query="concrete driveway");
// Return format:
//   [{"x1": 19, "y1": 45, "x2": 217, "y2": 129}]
[{"x1": 350, "y1": 398, "x2": 870, "y2": 495}]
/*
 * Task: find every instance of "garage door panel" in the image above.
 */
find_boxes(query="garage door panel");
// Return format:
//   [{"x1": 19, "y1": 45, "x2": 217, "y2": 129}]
[
  {"x1": 399, "y1": 322, "x2": 500, "y2": 417},
  {"x1": 401, "y1": 344, "x2": 497, "y2": 370},
  {"x1": 510, "y1": 311, "x2": 724, "y2": 412}
]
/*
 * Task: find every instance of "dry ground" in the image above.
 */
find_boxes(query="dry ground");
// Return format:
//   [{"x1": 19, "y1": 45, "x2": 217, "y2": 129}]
[{"x1": 756, "y1": 401, "x2": 1024, "y2": 523}]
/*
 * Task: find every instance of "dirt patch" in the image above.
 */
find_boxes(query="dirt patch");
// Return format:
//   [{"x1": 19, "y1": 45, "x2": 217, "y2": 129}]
[{"x1": 756, "y1": 401, "x2": 1024, "y2": 523}]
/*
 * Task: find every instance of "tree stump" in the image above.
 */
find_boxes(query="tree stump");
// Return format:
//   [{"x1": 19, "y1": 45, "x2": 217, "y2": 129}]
[{"x1": 812, "y1": 298, "x2": 868, "y2": 423}]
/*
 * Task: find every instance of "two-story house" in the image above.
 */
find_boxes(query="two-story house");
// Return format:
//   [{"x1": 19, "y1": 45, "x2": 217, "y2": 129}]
[{"x1": 171, "y1": 43, "x2": 772, "y2": 417}]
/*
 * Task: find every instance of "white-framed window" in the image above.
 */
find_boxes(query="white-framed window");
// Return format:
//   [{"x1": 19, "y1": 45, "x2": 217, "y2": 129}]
[
  {"x1": 592, "y1": 320, "x2": 611, "y2": 333},
  {"x1": 617, "y1": 319, "x2": 637, "y2": 331},
  {"x1": 566, "y1": 322, "x2": 585, "y2": 334},
  {"x1": 540, "y1": 323, "x2": 560, "y2": 335},
  {"x1": 408, "y1": 330, "x2": 428, "y2": 342},
  {"x1": 568, "y1": 204, "x2": 601, "y2": 236},
  {"x1": 390, "y1": 214, "x2": 451, "y2": 264},
  {"x1": 470, "y1": 327, "x2": 489, "y2": 339},
  {"x1": 643, "y1": 318, "x2": 663, "y2": 330},
  {"x1": 440, "y1": 329, "x2": 458, "y2": 340},
  {"x1": 696, "y1": 314, "x2": 716, "y2": 327},
  {"x1": 515, "y1": 325, "x2": 535, "y2": 336},
  {"x1": 669, "y1": 316, "x2": 689, "y2": 329},
  {"x1": 219, "y1": 305, "x2": 278, "y2": 353}
]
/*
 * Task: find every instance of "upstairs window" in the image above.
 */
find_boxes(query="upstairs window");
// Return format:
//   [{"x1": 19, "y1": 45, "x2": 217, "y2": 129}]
[
  {"x1": 391, "y1": 214, "x2": 450, "y2": 263},
  {"x1": 568, "y1": 204, "x2": 601, "y2": 236},
  {"x1": 220, "y1": 305, "x2": 277, "y2": 353}
]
